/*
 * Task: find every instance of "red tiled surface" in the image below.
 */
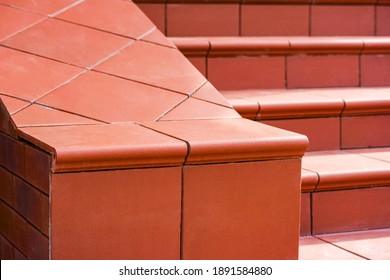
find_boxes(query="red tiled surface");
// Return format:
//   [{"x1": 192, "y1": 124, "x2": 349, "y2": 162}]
[
  {"x1": 377, "y1": 6, "x2": 390, "y2": 36},
  {"x1": 312, "y1": 187, "x2": 390, "y2": 234},
  {"x1": 301, "y1": 169, "x2": 319, "y2": 193},
  {"x1": 182, "y1": 159, "x2": 301, "y2": 259},
  {"x1": 300, "y1": 193, "x2": 311, "y2": 236},
  {"x1": 208, "y1": 56, "x2": 285, "y2": 90},
  {"x1": 2, "y1": 18, "x2": 132, "y2": 68},
  {"x1": 95, "y1": 40, "x2": 206, "y2": 95},
  {"x1": 287, "y1": 55, "x2": 359, "y2": 88},
  {"x1": 356, "y1": 147, "x2": 390, "y2": 163},
  {"x1": 51, "y1": 167, "x2": 182, "y2": 259},
  {"x1": 0, "y1": 0, "x2": 79, "y2": 15},
  {"x1": 136, "y1": 3, "x2": 166, "y2": 33},
  {"x1": 56, "y1": 0, "x2": 155, "y2": 39},
  {"x1": 186, "y1": 57, "x2": 207, "y2": 77},
  {"x1": 0, "y1": 47, "x2": 83, "y2": 102},
  {"x1": 0, "y1": 166, "x2": 13, "y2": 206},
  {"x1": 36, "y1": 71, "x2": 188, "y2": 123},
  {"x1": 166, "y1": 4, "x2": 239, "y2": 36},
  {"x1": 241, "y1": 5, "x2": 309, "y2": 36},
  {"x1": 24, "y1": 145, "x2": 51, "y2": 195},
  {"x1": 311, "y1": 5, "x2": 375, "y2": 36},
  {"x1": 192, "y1": 82, "x2": 233, "y2": 108},
  {"x1": 140, "y1": 29, "x2": 176, "y2": 48},
  {"x1": 361, "y1": 55, "x2": 390, "y2": 86},
  {"x1": 4, "y1": 135, "x2": 25, "y2": 179},
  {"x1": 0, "y1": 95, "x2": 29, "y2": 115},
  {"x1": 0, "y1": 5, "x2": 44, "y2": 42},
  {"x1": 341, "y1": 115, "x2": 390, "y2": 149},
  {"x1": 0, "y1": 234, "x2": 14, "y2": 259}
]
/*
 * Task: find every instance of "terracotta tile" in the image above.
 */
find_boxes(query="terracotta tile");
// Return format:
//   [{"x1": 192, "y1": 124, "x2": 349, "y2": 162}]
[
  {"x1": 0, "y1": 201, "x2": 14, "y2": 242},
  {"x1": 192, "y1": 82, "x2": 233, "y2": 108},
  {"x1": 354, "y1": 147, "x2": 390, "y2": 163},
  {"x1": 39, "y1": 195, "x2": 49, "y2": 237},
  {"x1": 303, "y1": 150, "x2": 390, "y2": 190},
  {"x1": 136, "y1": 3, "x2": 165, "y2": 33},
  {"x1": 319, "y1": 228, "x2": 390, "y2": 260},
  {"x1": 312, "y1": 187, "x2": 390, "y2": 234},
  {"x1": 0, "y1": 5, "x2": 44, "y2": 42},
  {"x1": 38, "y1": 71, "x2": 187, "y2": 123},
  {"x1": 186, "y1": 57, "x2": 207, "y2": 77},
  {"x1": 301, "y1": 168, "x2": 319, "y2": 192},
  {"x1": 0, "y1": 0, "x2": 80, "y2": 15},
  {"x1": 208, "y1": 56, "x2": 285, "y2": 90},
  {"x1": 341, "y1": 115, "x2": 390, "y2": 149},
  {"x1": 144, "y1": 118, "x2": 308, "y2": 164},
  {"x1": 242, "y1": 5, "x2": 309, "y2": 36},
  {"x1": 287, "y1": 55, "x2": 359, "y2": 88},
  {"x1": 18, "y1": 123, "x2": 188, "y2": 172},
  {"x1": 0, "y1": 95, "x2": 30, "y2": 115},
  {"x1": 299, "y1": 237, "x2": 364, "y2": 260},
  {"x1": 311, "y1": 5, "x2": 375, "y2": 36},
  {"x1": 0, "y1": 47, "x2": 83, "y2": 102},
  {"x1": 3, "y1": 18, "x2": 132, "y2": 68},
  {"x1": 13, "y1": 248, "x2": 27, "y2": 260},
  {"x1": 12, "y1": 104, "x2": 102, "y2": 127},
  {"x1": 222, "y1": 96, "x2": 259, "y2": 120},
  {"x1": 0, "y1": 166, "x2": 13, "y2": 206},
  {"x1": 95, "y1": 40, "x2": 206, "y2": 95},
  {"x1": 261, "y1": 117, "x2": 341, "y2": 151},
  {"x1": 56, "y1": 0, "x2": 155, "y2": 39},
  {"x1": 5, "y1": 136, "x2": 25, "y2": 179},
  {"x1": 377, "y1": 6, "x2": 390, "y2": 36},
  {"x1": 0, "y1": 132, "x2": 6, "y2": 166},
  {"x1": 300, "y1": 193, "x2": 311, "y2": 236},
  {"x1": 159, "y1": 97, "x2": 240, "y2": 121},
  {"x1": 166, "y1": 4, "x2": 239, "y2": 36},
  {"x1": 361, "y1": 55, "x2": 390, "y2": 86},
  {"x1": 51, "y1": 167, "x2": 182, "y2": 259},
  {"x1": 0, "y1": 234, "x2": 14, "y2": 259},
  {"x1": 24, "y1": 144, "x2": 51, "y2": 194},
  {"x1": 140, "y1": 28, "x2": 176, "y2": 48},
  {"x1": 182, "y1": 160, "x2": 301, "y2": 259}
]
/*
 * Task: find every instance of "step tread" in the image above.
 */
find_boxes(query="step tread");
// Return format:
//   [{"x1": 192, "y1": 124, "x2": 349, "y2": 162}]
[
  {"x1": 221, "y1": 87, "x2": 390, "y2": 120},
  {"x1": 302, "y1": 147, "x2": 390, "y2": 192}
]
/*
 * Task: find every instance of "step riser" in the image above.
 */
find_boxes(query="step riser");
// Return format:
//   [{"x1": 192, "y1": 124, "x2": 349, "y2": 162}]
[
  {"x1": 301, "y1": 186, "x2": 390, "y2": 236},
  {"x1": 136, "y1": 2, "x2": 390, "y2": 37}
]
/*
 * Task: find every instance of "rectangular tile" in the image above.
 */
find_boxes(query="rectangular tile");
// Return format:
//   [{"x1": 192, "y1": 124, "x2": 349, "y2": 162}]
[
  {"x1": 136, "y1": 3, "x2": 166, "y2": 33},
  {"x1": 361, "y1": 55, "x2": 390, "y2": 86},
  {"x1": 24, "y1": 145, "x2": 51, "y2": 194},
  {"x1": 377, "y1": 6, "x2": 390, "y2": 36},
  {"x1": 300, "y1": 193, "x2": 311, "y2": 237},
  {"x1": 0, "y1": 166, "x2": 13, "y2": 206}
]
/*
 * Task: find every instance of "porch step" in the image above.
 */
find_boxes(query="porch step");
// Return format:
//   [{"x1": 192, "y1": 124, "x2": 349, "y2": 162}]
[
  {"x1": 301, "y1": 148, "x2": 390, "y2": 236},
  {"x1": 171, "y1": 36, "x2": 390, "y2": 90},
  {"x1": 221, "y1": 87, "x2": 390, "y2": 151},
  {"x1": 135, "y1": 0, "x2": 390, "y2": 37}
]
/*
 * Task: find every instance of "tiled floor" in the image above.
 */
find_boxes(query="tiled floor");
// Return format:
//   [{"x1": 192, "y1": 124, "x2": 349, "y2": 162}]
[{"x1": 299, "y1": 228, "x2": 390, "y2": 260}]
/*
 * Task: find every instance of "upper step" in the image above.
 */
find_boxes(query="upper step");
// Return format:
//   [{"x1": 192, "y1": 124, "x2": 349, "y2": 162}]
[
  {"x1": 172, "y1": 36, "x2": 390, "y2": 90},
  {"x1": 135, "y1": 0, "x2": 390, "y2": 37}
]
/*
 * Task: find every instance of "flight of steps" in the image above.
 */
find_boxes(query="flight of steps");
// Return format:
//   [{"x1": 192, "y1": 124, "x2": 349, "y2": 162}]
[{"x1": 135, "y1": 0, "x2": 390, "y2": 236}]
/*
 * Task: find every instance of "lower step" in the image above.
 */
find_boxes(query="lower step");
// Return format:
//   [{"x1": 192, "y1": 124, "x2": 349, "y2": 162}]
[{"x1": 300, "y1": 148, "x2": 390, "y2": 236}]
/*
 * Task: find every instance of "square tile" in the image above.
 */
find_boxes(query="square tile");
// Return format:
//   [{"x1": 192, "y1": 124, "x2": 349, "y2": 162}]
[
  {"x1": 242, "y1": 5, "x2": 309, "y2": 36},
  {"x1": 354, "y1": 147, "x2": 390, "y2": 163},
  {"x1": 361, "y1": 55, "x2": 390, "y2": 86},
  {"x1": 3, "y1": 18, "x2": 132, "y2": 68},
  {"x1": 51, "y1": 167, "x2": 182, "y2": 259},
  {"x1": 312, "y1": 187, "x2": 390, "y2": 234},
  {"x1": 0, "y1": 0, "x2": 80, "y2": 15},
  {"x1": 208, "y1": 56, "x2": 285, "y2": 90},
  {"x1": 0, "y1": 47, "x2": 83, "y2": 102},
  {"x1": 56, "y1": 0, "x2": 155, "y2": 39},
  {"x1": 37, "y1": 71, "x2": 187, "y2": 123},
  {"x1": 311, "y1": 5, "x2": 375, "y2": 36},
  {"x1": 95, "y1": 40, "x2": 206, "y2": 95},
  {"x1": 287, "y1": 55, "x2": 359, "y2": 88},
  {"x1": 0, "y1": 94, "x2": 29, "y2": 115},
  {"x1": 167, "y1": 4, "x2": 239, "y2": 36},
  {"x1": 0, "y1": 5, "x2": 44, "y2": 42}
]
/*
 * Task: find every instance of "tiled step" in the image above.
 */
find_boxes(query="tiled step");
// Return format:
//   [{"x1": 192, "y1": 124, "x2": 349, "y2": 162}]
[
  {"x1": 135, "y1": 0, "x2": 390, "y2": 37},
  {"x1": 171, "y1": 36, "x2": 390, "y2": 90},
  {"x1": 222, "y1": 87, "x2": 390, "y2": 151},
  {"x1": 300, "y1": 148, "x2": 390, "y2": 236}
]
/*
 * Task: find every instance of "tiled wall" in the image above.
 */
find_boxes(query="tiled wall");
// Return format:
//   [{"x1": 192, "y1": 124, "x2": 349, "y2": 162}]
[{"x1": 0, "y1": 132, "x2": 50, "y2": 260}]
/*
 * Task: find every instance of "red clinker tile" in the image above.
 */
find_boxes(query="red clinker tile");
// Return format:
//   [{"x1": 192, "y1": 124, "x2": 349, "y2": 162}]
[
  {"x1": 51, "y1": 167, "x2": 182, "y2": 259},
  {"x1": 311, "y1": 5, "x2": 375, "y2": 36},
  {"x1": 0, "y1": 95, "x2": 29, "y2": 115},
  {"x1": 140, "y1": 28, "x2": 176, "y2": 48},
  {"x1": 354, "y1": 147, "x2": 390, "y2": 163},
  {"x1": 208, "y1": 56, "x2": 285, "y2": 90},
  {"x1": 0, "y1": 234, "x2": 14, "y2": 259},
  {"x1": 26, "y1": 224, "x2": 49, "y2": 259},
  {"x1": 136, "y1": 3, "x2": 166, "y2": 33},
  {"x1": 0, "y1": 47, "x2": 83, "y2": 102},
  {"x1": 312, "y1": 187, "x2": 390, "y2": 234},
  {"x1": 95, "y1": 40, "x2": 206, "y2": 95},
  {"x1": 24, "y1": 144, "x2": 51, "y2": 194},
  {"x1": 56, "y1": 0, "x2": 155, "y2": 39},
  {"x1": 13, "y1": 248, "x2": 27, "y2": 260},
  {"x1": 341, "y1": 115, "x2": 390, "y2": 149},
  {"x1": 12, "y1": 104, "x2": 102, "y2": 128},
  {"x1": 377, "y1": 6, "x2": 390, "y2": 36},
  {"x1": 3, "y1": 18, "x2": 132, "y2": 68},
  {"x1": 241, "y1": 5, "x2": 309, "y2": 36},
  {"x1": 192, "y1": 82, "x2": 233, "y2": 108},
  {"x1": 287, "y1": 55, "x2": 359, "y2": 88},
  {"x1": 166, "y1": 4, "x2": 239, "y2": 36},
  {"x1": 5, "y1": 136, "x2": 25, "y2": 179},
  {"x1": 37, "y1": 71, "x2": 187, "y2": 123},
  {"x1": 0, "y1": 5, "x2": 44, "y2": 42},
  {"x1": 186, "y1": 57, "x2": 207, "y2": 77},
  {"x1": 0, "y1": 0, "x2": 80, "y2": 15},
  {"x1": 39, "y1": 195, "x2": 49, "y2": 237},
  {"x1": 0, "y1": 201, "x2": 14, "y2": 241},
  {"x1": 361, "y1": 55, "x2": 390, "y2": 87},
  {"x1": 302, "y1": 168, "x2": 319, "y2": 192},
  {"x1": 0, "y1": 132, "x2": 6, "y2": 166},
  {"x1": 300, "y1": 193, "x2": 311, "y2": 237},
  {"x1": 0, "y1": 166, "x2": 14, "y2": 206}
]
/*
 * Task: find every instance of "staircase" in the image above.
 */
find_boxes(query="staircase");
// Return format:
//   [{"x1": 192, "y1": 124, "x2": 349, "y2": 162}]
[{"x1": 136, "y1": 0, "x2": 390, "y2": 236}]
